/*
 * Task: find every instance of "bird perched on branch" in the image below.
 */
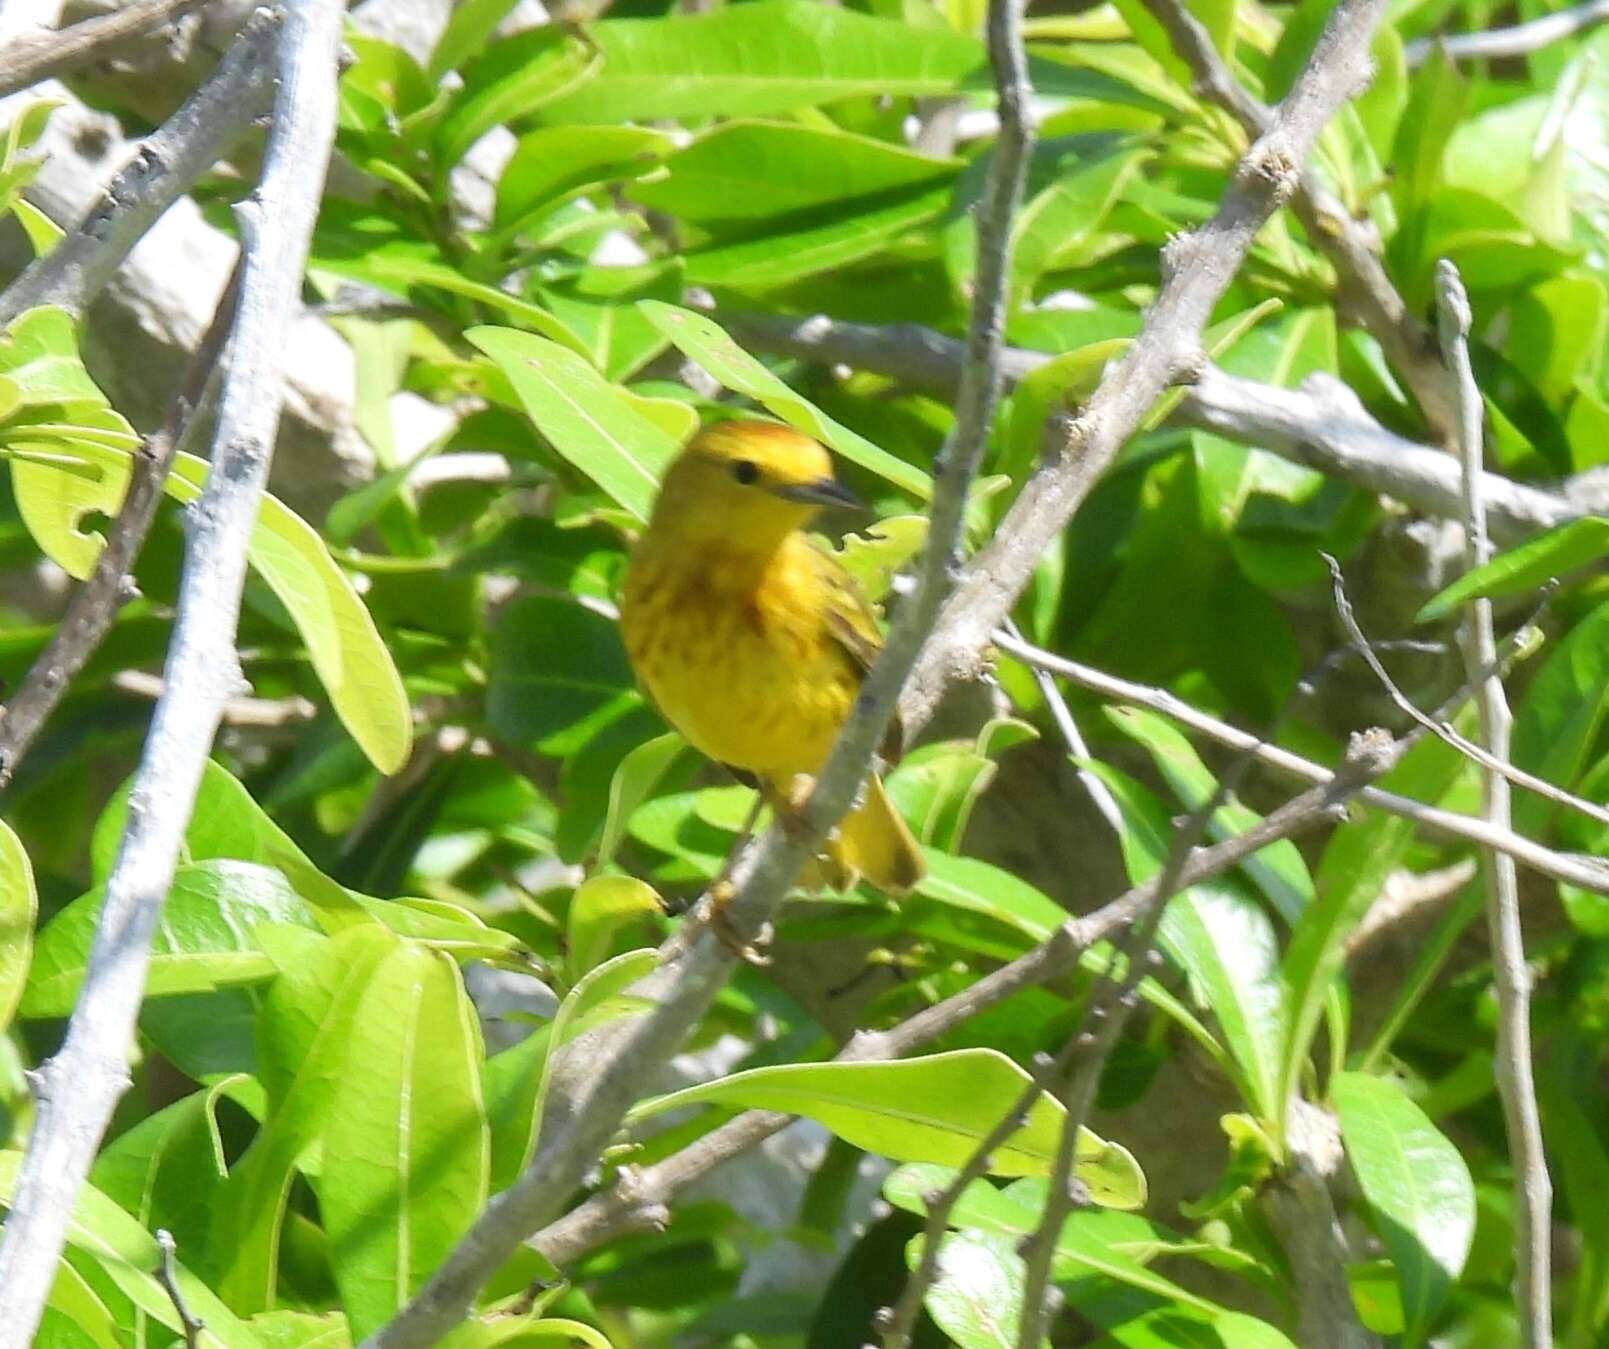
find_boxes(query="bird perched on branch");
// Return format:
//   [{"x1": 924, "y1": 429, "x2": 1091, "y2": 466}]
[{"x1": 620, "y1": 418, "x2": 925, "y2": 901}]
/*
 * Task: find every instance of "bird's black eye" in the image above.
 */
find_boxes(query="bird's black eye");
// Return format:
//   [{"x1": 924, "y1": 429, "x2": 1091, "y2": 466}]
[{"x1": 732, "y1": 459, "x2": 760, "y2": 485}]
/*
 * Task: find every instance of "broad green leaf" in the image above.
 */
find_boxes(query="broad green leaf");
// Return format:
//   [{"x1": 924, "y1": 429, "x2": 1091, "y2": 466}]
[
  {"x1": 1418, "y1": 517, "x2": 1609, "y2": 621},
  {"x1": 441, "y1": 1316, "x2": 614, "y2": 1349},
  {"x1": 0, "y1": 307, "x2": 109, "y2": 407},
  {"x1": 496, "y1": 126, "x2": 674, "y2": 229},
  {"x1": 319, "y1": 944, "x2": 489, "y2": 1339},
  {"x1": 244, "y1": 1310, "x2": 351, "y2": 1347},
  {"x1": 308, "y1": 204, "x2": 587, "y2": 351},
  {"x1": 428, "y1": 0, "x2": 523, "y2": 78},
  {"x1": 888, "y1": 748, "x2": 1000, "y2": 854},
  {"x1": 1277, "y1": 734, "x2": 1468, "y2": 1143},
  {"x1": 918, "y1": 1231, "x2": 1037, "y2": 1349},
  {"x1": 90, "y1": 1079, "x2": 238, "y2": 1271},
  {"x1": 1510, "y1": 597, "x2": 1609, "y2": 837},
  {"x1": 435, "y1": 27, "x2": 600, "y2": 170},
  {"x1": 908, "y1": 850, "x2": 1066, "y2": 948},
  {"x1": 0, "y1": 819, "x2": 36, "y2": 1031},
  {"x1": 211, "y1": 924, "x2": 400, "y2": 1312},
  {"x1": 42, "y1": 1260, "x2": 122, "y2": 1349},
  {"x1": 829, "y1": 515, "x2": 928, "y2": 601},
  {"x1": 597, "y1": 732, "x2": 686, "y2": 867},
  {"x1": 539, "y1": 0, "x2": 991, "y2": 122},
  {"x1": 1095, "y1": 1307, "x2": 1300, "y2": 1348},
  {"x1": 630, "y1": 1050, "x2": 1146, "y2": 1206},
  {"x1": 682, "y1": 186, "x2": 950, "y2": 292},
  {"x1": 564, "y1": 875, "x2": 661, "y2": 982},
  {"x1": 885, "y1": 1163, "x2": 1227, "y2": 1314},
  {"x1": 489, "y1": 948, "x2": 660, "y2": 1190},
  {"x1": 1394, "y1": 43, "x2": 1466, "y2": 209},
  {"x1": 637, "y1": 302, "x2": 931, "y2": 498},
  {"x1": 0, "y1": 1153, "x2": 258, "y2": 1348},
  {"x1": 1104, "y1": 706, "x2": 1313, "y2": 923},
  {"x1": 487, "y1": 595, "x2": 641, "y2": 755},
  {"x1": 21, "y1": 860, "x2": 322, "y2": 1019},
  {"x1": 632, "y1": 120, "x2": 957, "y2": 222},
  {"x1": 10, "y1": 438, "x2": 411, "y2": 774},
  {"x1": 468, "y1": 326, "x2": 681, "y2": 521},
  {"x1": 1008, "y1": 145, "x2": 1151, "y2": 305},
  {"x1": 1333, "y1": 1071, "x2": 1474, "y2": 1344},
  {"x1": 1083, "y1": 762, "x2": 1285, "y2": 1121}
]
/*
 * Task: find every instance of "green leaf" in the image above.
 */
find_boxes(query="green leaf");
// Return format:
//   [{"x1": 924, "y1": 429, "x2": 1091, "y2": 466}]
[
  {"x1": 0, "y1": 818, "x2": 36, "y2": 1031},
  {"x1": 564, "y1": 875, "x2": 661, "y2": 982},
  {"x1": 1332, "y1": 1071, "x2": 1474, "y2": 1345},
  {"x1": 1083, "y1": 762, "x2": 1285, "y2": 1121},
  {"x1": 428, "y1": 0, "x2": 523, "y2": 78},
  {"x1": 884, "y1": 1163, "x2": 1228, "y2": 1314},
  {"x1": 918, "y1": 1231, "x2": 1038, "y2": 1349},
  {"x1": 682, "y1": 186, "x2": 950, "y2": 291},
  {"x1": 630, "y1": 1050, "x2": 1146, "y2": 1206},
  {"x1": 9, "y1": 437, "x2": 411, "y2": 774},
  {"x1": 318, "y1": 944, "x2": 489, "y2": 1339},
  {"x1": 0, "y1": 1153, "x2": 259, "y2": 1347},
  {"x1": 210, "y1": 924, "x2": 400, "y2": 1312},
  {"x1": 597, "y1": 732, "x2": 685, "y2": 867},
  {"x1": 496, "y1": 126, "x2": 674, "y2": 229},
  {"x1": 1510, "y1": 597, "x2": 1609, "y2": 837},
  {"x1": 487, "y1": 595, "x2": 640, "y2": 756},
  {"x1": 538, "y1": 0, "x2": 990, "y2": 122},
  {"x1": 632, "y1": 120, "x2": 957, "y2": 222},
  {"x1": 90, "y1": 1079, "x2": 238, "y2": 1266},
  {"x1": 1103, "y1": 706, "x2": 1314, "y2": 924},
  {"x1": 1418, "y1": 517, "x2": 1609, "y2": 621},
  {"x1": 21, "y1": 860, "x2": 322, "y2": 1019},
  {"x1": 490, "y1": 948, "x2": 659, "y2": 1190},
  {"x1": 434, "y1": 27, "x2": 600, "y2": 169},
  {"x1": 1394, "y1": 42, "x2": 1466, "y2": 209},
  {"x1": 637, "y1": 302, "x2": 931, "y2": 499},
  {"x1": 1007, "y1": 144, "x2": 1151, "y2": 306},
  {"x1": 1277, "y1": 734, "x2": 1468, "y2": 1143},
  {"x1": 468, "y1": 326, "x2": 681, "y2": 521}
]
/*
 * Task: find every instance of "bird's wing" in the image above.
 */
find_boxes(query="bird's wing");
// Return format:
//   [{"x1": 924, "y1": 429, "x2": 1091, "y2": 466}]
[{"x1": 811, "y1": 543, "x2": 904, "y2": 760}]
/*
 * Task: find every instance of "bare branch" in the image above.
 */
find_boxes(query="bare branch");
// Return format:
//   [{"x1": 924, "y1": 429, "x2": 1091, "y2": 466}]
[
  {"x1": 0, "y1": 0, "x2": 203, "y2": 100},
  {"x1": 1136, "y1": 0, "x2": 1455, "y2": 441},
  {"x1": 1260, "y1": 1100, "x2": 1380, "y2": 1349},
  {"x1": 0, "y1": 260, "x2": 240, "y2": 790},
  {"x1": 712, "y1": 311, "x2": 1580, "y2": 545},
  {"x1": 530, "y1": 760, "x2": 1385, "y2": 1270},
  {"x1": 993, "y1": 632, "x2": 1609, "y2": 898},
  {"x1": 1324, "y1": 553, "x2": 1609, "y2": 830},
  {"x1": 0, "y1": 2, "x2": 344, "y2": 1339},
  {"x1": 1408, "y1": 0, "x2": 1609, "y2": 65},
  {"x1": 903, "y1": 0, "x2": 1393, "y2": 732},
  {"x1": 153, "y1": 1230, "x2": 204, "y2": 1349},
  {"x1": 0, "y1": 4, "x2": 281, "y2": 329},
  {"x1": 358, "y1": 3, "x2": 1035, "y2": 1344},
  {"x1": 1438, "y1": 259, "x2": 1552, "y2": 1348}
]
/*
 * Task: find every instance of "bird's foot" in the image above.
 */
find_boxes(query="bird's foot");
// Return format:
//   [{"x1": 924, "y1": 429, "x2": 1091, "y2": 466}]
[{"x1": 699, "y1": 878, "x2": 773, "y2": 966}]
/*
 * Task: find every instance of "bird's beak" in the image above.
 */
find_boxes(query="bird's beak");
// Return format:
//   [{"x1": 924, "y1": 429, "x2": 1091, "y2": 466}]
[{"x1": 772, "y1": 477, "x2": 865, "y2": 510}]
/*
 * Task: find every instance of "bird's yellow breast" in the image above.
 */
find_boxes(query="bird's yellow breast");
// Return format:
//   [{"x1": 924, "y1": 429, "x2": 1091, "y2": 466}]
[{"x1": 620, "y1": 535, "x2": 860, "y2": 778}]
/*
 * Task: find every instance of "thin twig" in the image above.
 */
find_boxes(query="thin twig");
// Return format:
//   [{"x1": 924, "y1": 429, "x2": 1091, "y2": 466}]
[
  {"x1": 1437, "y1": 259, "x2": 1552, "y2": 1348},
  {"x1": 1323, "y1": 553, "x2": 1609, "y2": 830},
  {"x1": 529, "y1": 757, "x2": 1388, "y2": 1269},
  {"x1": 710, "y1": 310, "x2": 1579, "y2": 545},
  {"x1": 1003, "y1": 618, "x2": 1127, "y2": 842},
  {"x1": 902, "y1": 0, "x2": 1393, "y2": 735},
  {"x1": 876, "y1": 1040, "x2": 1084, "y2": 1348},
  {"x1": 993, "y1": 632, "x2": 1609, "y2": 897},
  {"x1": 0, "y1": 4, "x2": 282, "y2": 328},
  {"x1": 357, "y1": 3, "x2": 1034, "y2": 1343},
  {"x1": 153, "y1": 1230, "x2": 204, "y2": 1349},
  {"x1": 1408, "y1": 0, "x2": 1609, "y2": 65},
  {"x1": 0, "y1": 4, "x2": 343, "y2": 1342},
  {"x1": 0, "y1": 0, "x2": 202, "y2": 100},
  {"x1": 0, "y1": 260, "x2": 241, "y2": 792},
  {"x1": 1136, "y1": 0, "x2": 1456, "y2": 441}
]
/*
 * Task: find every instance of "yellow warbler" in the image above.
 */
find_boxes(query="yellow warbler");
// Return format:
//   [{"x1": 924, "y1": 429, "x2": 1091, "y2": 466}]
[{"x1": 620, "y1": 419, "x2": 925, "y2": 896}]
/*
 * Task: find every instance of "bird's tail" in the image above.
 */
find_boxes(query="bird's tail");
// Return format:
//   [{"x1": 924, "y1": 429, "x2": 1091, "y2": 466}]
[{"x1": 825, "y1": 773, "x2": 925, "y2": 897}]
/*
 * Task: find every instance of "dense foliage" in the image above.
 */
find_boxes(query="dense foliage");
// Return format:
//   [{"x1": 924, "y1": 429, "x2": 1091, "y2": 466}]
[{"x1": 1, "y1": 0, "x2": 1607, "y2": 1345}]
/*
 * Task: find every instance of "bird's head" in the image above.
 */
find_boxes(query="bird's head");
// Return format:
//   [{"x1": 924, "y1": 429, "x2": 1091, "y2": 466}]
[{"x1": 648, "y1": 419, "x2": 864, "y2": 551}]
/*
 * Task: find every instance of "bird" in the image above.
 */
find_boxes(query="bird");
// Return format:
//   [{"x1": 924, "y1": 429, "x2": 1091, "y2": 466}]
[{"x1": 619, "y1": 417, "x2": 926, "y2": 901}]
